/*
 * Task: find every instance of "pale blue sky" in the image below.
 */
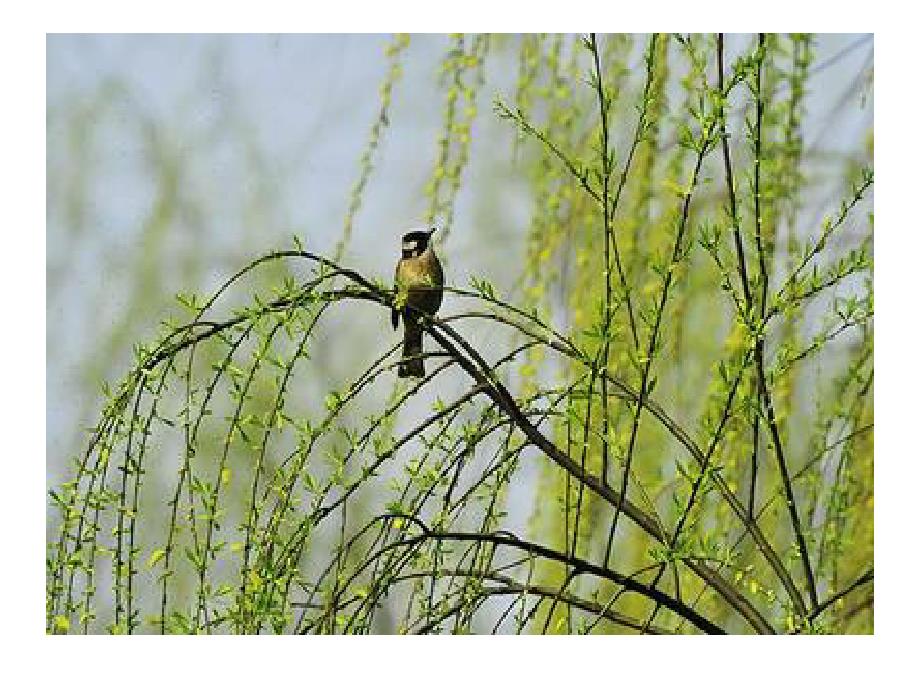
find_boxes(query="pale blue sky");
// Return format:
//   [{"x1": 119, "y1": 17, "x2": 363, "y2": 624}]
[{"x1": 47, "y1": 34, "x2": 873, "y2": 488}]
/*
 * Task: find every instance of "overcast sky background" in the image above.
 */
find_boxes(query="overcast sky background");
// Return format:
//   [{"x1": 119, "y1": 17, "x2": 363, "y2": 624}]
[{"x1": 46, "y1": 33, "x2": 873, "y2": 490}]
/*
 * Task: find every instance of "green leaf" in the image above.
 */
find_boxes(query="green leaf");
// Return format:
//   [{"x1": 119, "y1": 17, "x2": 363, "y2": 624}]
[{"x1": 147, "y1": 548, "x2": 166, "y2": 569}]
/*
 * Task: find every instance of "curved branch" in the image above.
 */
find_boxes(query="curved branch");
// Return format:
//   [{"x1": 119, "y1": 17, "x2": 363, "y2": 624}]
[{"x1": 382, "y1": 522, "x2": 725, "y2": 634}]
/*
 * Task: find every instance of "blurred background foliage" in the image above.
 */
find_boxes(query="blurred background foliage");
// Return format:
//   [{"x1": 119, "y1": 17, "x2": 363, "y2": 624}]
[{"x1": 47, "y1": 33, "x2": 873, "y2": 633}]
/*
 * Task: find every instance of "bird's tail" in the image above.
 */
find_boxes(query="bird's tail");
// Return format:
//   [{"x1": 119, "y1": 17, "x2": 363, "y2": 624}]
[{"x1": 398, "y1": 317, "x2": 425, "y2": 378}]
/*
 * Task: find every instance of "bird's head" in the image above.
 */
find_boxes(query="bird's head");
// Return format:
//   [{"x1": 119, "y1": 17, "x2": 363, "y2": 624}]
[{"x1": 401, "y1": 227, "x2": 438, "y2": 259}]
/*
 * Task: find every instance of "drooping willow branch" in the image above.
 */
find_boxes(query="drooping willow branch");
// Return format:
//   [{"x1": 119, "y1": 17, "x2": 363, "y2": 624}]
[
  {"x1": 336, "y1": 514, "x2": 726, "y2": 634},
  {"x1": 50, "y1": 248, "x2": 790, "y2": 634}
]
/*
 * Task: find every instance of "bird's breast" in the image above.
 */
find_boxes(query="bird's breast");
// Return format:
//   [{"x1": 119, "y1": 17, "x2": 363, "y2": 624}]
[{"x1": 397, "y1": 251, "x2": 443, "y2": 314}]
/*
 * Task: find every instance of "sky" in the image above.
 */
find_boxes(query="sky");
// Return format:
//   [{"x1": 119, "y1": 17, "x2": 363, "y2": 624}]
[{"x1": 46, "y1": 32, "x2": 873, "y2": 489}]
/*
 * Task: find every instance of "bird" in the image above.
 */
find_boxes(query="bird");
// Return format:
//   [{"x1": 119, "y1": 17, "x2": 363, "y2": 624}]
[{"x1": 392, "y1": 227, "x2": 444, "y2": 378}]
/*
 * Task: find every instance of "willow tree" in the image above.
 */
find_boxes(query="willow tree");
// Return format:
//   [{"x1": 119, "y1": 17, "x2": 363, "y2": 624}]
[{"x1": 48, "y1": 33, "x2": 873, "y2": 634}]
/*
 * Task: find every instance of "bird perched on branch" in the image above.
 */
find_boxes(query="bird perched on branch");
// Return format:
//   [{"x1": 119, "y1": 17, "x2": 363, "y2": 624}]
[{"x1": 392, "y1": 227, "x2": 444, "y2": 378}]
